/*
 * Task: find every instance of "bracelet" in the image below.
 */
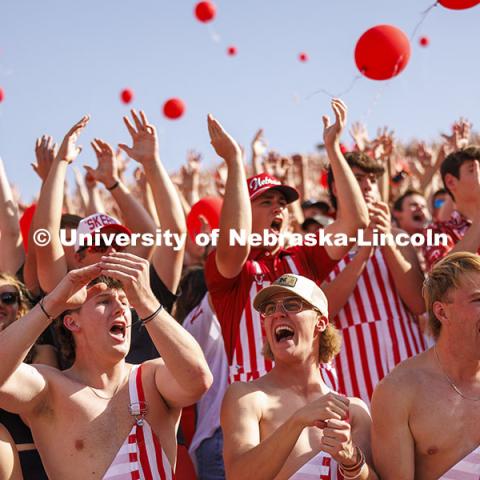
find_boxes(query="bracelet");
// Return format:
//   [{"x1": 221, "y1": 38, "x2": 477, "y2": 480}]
[
  {"x1": 339, "y1": 447, "x2": 366, "y2": 473},
  {"x1": 106, "y1": 180, "x2": 119, "y2": 191},
  {"x1": 339, "y1": 463, "x2": 367, "y2": 480},
  {"x1": 140, "y1": 304, "x2": 163, "y2": 326},
  {"x1": 39, "y1": 298, "x2": 54, "y2": 322}
]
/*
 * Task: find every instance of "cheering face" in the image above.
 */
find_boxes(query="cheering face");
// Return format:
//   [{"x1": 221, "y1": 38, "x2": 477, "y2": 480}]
[
  {"x1": 0, "y1": 281, "x2": 20, "y2": 332},
  {"x1": 260, "y1": 293, "x2": 325, "y2": 363},
  {"x1": 67, "y1": 283, "x2": 132, "y2": 360},
  {"x1": 251, "y1": 190, "x2": 290, "y2": 247},
  {"x1": 396, "y1": 194, "x2": 430, "y2": 235}
]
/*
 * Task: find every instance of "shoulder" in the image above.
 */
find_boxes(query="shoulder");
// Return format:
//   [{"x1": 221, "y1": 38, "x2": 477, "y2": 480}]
[{"x1": 222, "y1": 379, "x2": 268, "y2": 415}]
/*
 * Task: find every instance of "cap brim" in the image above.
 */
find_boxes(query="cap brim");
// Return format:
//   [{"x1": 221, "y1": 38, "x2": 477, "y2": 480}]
[
  {"x1": 250, "y1": 185, "x2": 299, "y2": 204},
  {"x1": 253, "y1": 285, "x2": 302, "y2": 311}
]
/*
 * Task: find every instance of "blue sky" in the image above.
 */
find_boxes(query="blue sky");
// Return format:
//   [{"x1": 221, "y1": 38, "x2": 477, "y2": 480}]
[{"x1": 0, "y1": 0, "x2": 479, "y2": 202}]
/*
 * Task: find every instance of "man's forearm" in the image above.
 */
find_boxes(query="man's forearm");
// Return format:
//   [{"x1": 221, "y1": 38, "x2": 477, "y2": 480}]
[
  {"x1": 226, "y1": 415, "x2": 303, "y2": 480},
  {"x1": 449, "y1": 222, "x2": 480, "y2": 255},
  {"x1": 326, "y1": 144, "x2": 368, "y2": 231}
]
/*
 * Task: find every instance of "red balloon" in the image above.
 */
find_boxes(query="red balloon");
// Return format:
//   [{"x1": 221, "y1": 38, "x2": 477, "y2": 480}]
[
  {"x1": 438, "y1": 0, "x2": 479, "y2": 9},
  {"x1": 419, "y1": 36, "x2": 430, "y2": 47},
  {"x1": 120, "y1": 88, "x2": 133, "y2": 104},
  {"x1": 195, "y1": 1, "x2": 216, "y2": 22},
  {"x1": 163, "y1": 98, "x2": 185, "y2": 120},
  {"x1": 227, "y1": 46, "x2": 237, "y2": 56},
  {"x1": 299, "y1": 52, "x2": 309, "y2": 62},
  {"x1": 19, "y1": 204, "x2": 36, "y2": 252},
  {"x1": 186, "y1": 197, "x2": 223, "y2": 241},
  {"x1": 0, "y1": 87, "x2": 4, "y2": 103},
  {"x1": 354, "y1": 25, "x2": 411, "y2": 80}
]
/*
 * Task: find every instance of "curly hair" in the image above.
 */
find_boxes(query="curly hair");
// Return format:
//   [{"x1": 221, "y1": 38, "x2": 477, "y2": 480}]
[{"x1": 0, "y1": 272, "x2": 32, "y2": 319}]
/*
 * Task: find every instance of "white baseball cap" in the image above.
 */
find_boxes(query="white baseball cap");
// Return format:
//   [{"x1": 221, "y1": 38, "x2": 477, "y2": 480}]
[
  {"x1": 74, "y1": 213, "x2": 131, "y2": 252},
  {"x1": 253, "y1": 273, "x2": 328, "y2": 317}
]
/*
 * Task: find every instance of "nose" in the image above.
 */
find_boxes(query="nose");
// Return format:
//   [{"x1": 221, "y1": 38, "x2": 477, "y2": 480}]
[{"x1": 361, "y1": 177, "x2": 373, "y2": 193}]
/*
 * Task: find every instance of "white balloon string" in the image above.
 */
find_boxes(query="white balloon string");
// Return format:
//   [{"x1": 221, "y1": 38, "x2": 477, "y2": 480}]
[{"x1": 410, "y1": 2, "x2": 437, "y2": 40}]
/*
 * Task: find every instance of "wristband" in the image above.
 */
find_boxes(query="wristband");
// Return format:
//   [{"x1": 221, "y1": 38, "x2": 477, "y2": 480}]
[
  {"x1": 140, "y1": 304, "x2": 163, "y2": 326},
  {"x1": 339, "y1": 446, "x2": 366, "y2": 473},
  {"x1": 39, "y1": 298, "x2": 55, "y2": 322},
  {"x1": 107, "y1": 181, "x2": 119, "y2": 191}
]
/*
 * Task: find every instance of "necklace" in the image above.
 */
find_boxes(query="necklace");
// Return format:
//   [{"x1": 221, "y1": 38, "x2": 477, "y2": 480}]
[
  {"x1": 434, "y1": 345, "x2": 480, "y2": 402},
  {"x1": 88, "y1": 373, "x2": 127, "y2": 401}
]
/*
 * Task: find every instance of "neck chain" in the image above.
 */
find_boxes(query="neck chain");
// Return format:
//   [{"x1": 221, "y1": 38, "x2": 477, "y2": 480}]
[
  {"x1": 434, "y1": 345, "x2": 480, "y2": 402},
  {"x1": 88, "y1": 373, "x2": 127, "y2": 401}
]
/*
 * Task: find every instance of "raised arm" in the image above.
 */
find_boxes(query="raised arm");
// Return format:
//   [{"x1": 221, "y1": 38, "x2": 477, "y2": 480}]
[
  {"x1": 208, "y1": 114, "x2": 251, "y2": 279},
  {"x1": 0, "y1": 157, "x2": 24, "y2": 274},
  {"x1": 86, "y1": 134, "x2": 157, "y2": 260},
  {"x1": 251, "y1": 128, "x2": 267, "y2": 175},
  {"x1": 118, "y1": 109, "x2": 186, "y2": 291},
  {"x1": 0, "y1": 262, "x2": 101, "y2": 416},
  {"x1": 370, "y1": 203, "x2": 425, "y2": 314},
  {"x1": 35, "y1": 116, "x2": 89, "y2": 293},
  {"x1": 99, "y1": 252, "x2": 212, "y2": 408},
  {"x1": 323, "y1": 100, "x2": 369, "y2": 260}
]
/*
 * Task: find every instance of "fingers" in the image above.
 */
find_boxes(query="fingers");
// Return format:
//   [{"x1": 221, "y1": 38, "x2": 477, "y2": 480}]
[
  {"x1": 123, "y1": 115, "x2": 137, "y2": 138},
  {"x1": 67, "y1": 115, "x2": 90, "y2": 137},
  {"x1": 130, "y1": 109, "x2": 143, "y2": 132},
  {"x1": 118, "y1": 144, "x2": 133, "y2": 158},
  {"x1": 322, "y1": 115, "x2": 330, "y2": 130},
  {"x1": 69, "y1": 262, "x2": 102, "y2": 284}
]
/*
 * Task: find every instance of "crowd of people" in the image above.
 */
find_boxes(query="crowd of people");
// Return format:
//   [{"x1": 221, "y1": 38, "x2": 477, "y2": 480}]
[{"x1": 0, "y1": 99, "x2": 479, "y2": 479}]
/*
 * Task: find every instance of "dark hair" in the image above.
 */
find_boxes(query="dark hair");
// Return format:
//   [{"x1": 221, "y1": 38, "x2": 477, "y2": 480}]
[
  {"x1": 440, "y1": 147, "x2": 480, "y2": 200},
  {"x1": 54, "y1": 276, "x2": 123, "y2": 367},
  {"x1": 60, "y1": 213, "x2": 83, "y2": 230},
  {"x1": 174, "y1": 266, "x2": 207, "y2": 324},
  {"x1": 392, "y1": 189, "x2": 424, "y2": 212},
  {"x1": 327, "y1": 152, "x2": 385, "y2": 210}
]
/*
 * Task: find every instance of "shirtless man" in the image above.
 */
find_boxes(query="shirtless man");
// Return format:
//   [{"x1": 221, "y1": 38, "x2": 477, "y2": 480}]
[
  {"x1": 0, "y1": 252, "x2": 212, "y2": 479},
  {"x1": 221, "y1": 273, "x2": 377, "y2": 480},
  {"x1": 372, "y1": 251, "x2": 480, "y2": 479}
]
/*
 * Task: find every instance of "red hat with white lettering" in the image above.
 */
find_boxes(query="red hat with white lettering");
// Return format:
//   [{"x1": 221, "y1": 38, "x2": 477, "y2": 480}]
[
  {"x1": 247, "y1": 173, "x2": 299, "y2": 204},
  {"x1": 74, "y1": 213, "x2": 132, "y2": 252}
]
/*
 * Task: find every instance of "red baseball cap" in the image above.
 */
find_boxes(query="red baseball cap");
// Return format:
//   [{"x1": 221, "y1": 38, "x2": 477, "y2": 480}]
[{"x1": 247, "y1": 173, "x2": 299, "y2": 204}]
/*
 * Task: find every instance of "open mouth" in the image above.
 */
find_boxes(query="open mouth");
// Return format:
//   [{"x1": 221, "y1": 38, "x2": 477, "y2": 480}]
[
  {"x1": 412, "y1": 213, "x2": 424, "y2": 222},
  {"x1": 274, "y1": 325, "x2": 295, "y2": 343},
  {"x1": 109, "y1": 322, "x2": 126, "y2": 341},
  {"x1": 270, "y1": 218, "x2": 282, "y2": 233}
]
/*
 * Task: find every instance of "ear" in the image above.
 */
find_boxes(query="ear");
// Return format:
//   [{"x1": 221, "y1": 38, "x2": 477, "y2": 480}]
[
  {"x1": 315, "y1": 313, "x2": 328, "y2": 333},
  {"x1": 444, "y1": 173, "x2": 456, "y2": 196},
  {"x1": 63, "y1": 313, "x2": 80, "y2": 333},
  {"x1": 432, "y1": 301, "x2": 449, "y2": 326}
]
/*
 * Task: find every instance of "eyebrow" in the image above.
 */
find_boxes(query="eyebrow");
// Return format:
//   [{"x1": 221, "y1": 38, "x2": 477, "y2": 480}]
[{"x1": 94, "y1": 292, "x2": 128, "y2": 302}]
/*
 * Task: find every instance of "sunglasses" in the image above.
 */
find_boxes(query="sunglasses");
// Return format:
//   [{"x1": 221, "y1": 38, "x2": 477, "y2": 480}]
[
  {"x1": 259, "y1": 297, "x2": 315, "y2": 317},
  {"x1": 79, "y1": 238, "x2": 127, "y2": 255},
  {"x1": 0, "y1": 292, "x2": 19, "y2": 306}
]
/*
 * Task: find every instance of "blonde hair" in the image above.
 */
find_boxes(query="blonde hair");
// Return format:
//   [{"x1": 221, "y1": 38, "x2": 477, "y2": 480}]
[
  {"x1": 263, "y1": 315, "x2": 342, "y2": 363},
  {"x1": 423, "y1": 252, "x2": 480, "y2": 339}
]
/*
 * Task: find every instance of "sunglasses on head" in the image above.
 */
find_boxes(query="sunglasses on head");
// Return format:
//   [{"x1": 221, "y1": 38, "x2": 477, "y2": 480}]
[{"x1": 0, "y1": 292, "x2": 19, "y2": 305}]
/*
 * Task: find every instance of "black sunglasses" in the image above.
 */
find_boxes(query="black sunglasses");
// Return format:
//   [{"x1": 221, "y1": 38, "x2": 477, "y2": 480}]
[{"x1": 0, "y1": 292, "x2": 19, "y2": 305}]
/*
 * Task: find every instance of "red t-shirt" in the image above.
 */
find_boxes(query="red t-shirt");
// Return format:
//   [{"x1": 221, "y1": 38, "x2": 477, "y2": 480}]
[{"x1": 205, "y1": 242, "x2": 337, "y2": 363}]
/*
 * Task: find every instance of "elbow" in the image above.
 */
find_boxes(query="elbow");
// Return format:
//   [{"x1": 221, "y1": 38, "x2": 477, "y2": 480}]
[{"x1": 191, "y1": 365, "x2": 213, "y2": 399}]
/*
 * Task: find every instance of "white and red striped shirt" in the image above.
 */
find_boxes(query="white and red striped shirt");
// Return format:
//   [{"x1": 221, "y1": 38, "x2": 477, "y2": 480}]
[
  {"x1": 290, "y1": 450, "x2": 343, "y2": 480},
  {"x1": 205, "y1": 244, "x2": 338, "y2": 386},
  {"x1": 439, "y1": 445, "x2": 480, "y2": 479},
  {"x1": 103, "y1": 364, "x2": 174, "y2": 480},
  {"x1": 326, "y1": 248, "x2": 426, "y2": 404}
]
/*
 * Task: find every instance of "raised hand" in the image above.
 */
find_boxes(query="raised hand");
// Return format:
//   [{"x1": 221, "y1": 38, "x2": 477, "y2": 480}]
[
  {"x1": 349, "y1": 121, "x2": 370, "y2": 152},
  {"x1": 263, "y1": 151, "x2": 292, "y2": 182},
  {"x1": 115, "y1": 148, "x2": 130, "y2": 182},
  {"x1": 371, "y1": 126, "x2": 395, "y2": 161},
  {"x1": 368, "y1": 201, "x2": 392, "y2": 236},
  {"x1": 99, "y1": 252, "x2": 158, "y2": 314},
  {"x1": 207, "y1": 114, "x2": 242, "y2": 163},
  {"x1": 251, "y1": 128, "x2": 268, "y2": 158},
  {"x1": 33, "y1": 135, "x2": 57, "y2": 181},
  {"x1": 45, "y1": 263, "x2": 102, "y2": 318},
  {"x1": 118, "y1": 109, "x2": 159, "y2": 165},
  {"x1": 56, "y1": 115, "x2": 90, "y2": 164},
  {"x1": 323, "y1": 98, "x2": 347, "y2": 148},
  {"x1": 415, "y1": 142, "x2": 433, "y2": 168},
  {"x1": 441, "y1": 117, "x2": 472, "y2": 151},
  {"x1": 86, "y1": 138, "x2": 119, "y2": 189}
]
